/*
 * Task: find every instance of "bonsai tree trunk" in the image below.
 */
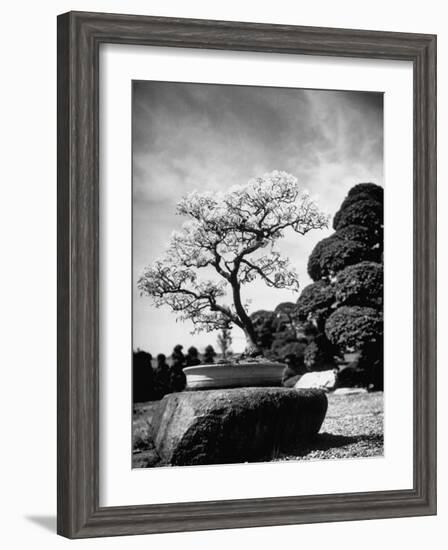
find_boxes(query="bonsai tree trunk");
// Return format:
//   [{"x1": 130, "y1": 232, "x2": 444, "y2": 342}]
[
  {"x1": 242, "y1": 328, "x2": 262, "y2": 356},
  {"x1": 231, "y1": 279, "x2": 262, "y2": 357}
]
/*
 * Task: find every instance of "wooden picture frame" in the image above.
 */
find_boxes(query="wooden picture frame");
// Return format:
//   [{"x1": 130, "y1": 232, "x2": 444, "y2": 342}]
[{"x1": 57, "y1": 11, "x2": 437, "y2": 538}]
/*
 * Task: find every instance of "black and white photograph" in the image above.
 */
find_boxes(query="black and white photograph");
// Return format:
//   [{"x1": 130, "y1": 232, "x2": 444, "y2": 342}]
[
  {"x1": 1, "y1": 1, "x2": 440, "y2": 544},
  {"x1": 132, "y1": 81, "x2": 384, "y2": 468}
]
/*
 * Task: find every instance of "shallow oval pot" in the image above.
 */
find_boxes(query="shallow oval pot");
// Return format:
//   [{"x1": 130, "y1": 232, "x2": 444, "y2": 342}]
[{"x1": 184, "y1": 361, "x2": 286, "y2": 390}]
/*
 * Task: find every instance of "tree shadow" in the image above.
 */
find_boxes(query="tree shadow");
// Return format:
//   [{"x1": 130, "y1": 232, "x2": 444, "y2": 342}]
[{"x1": 25, "y1": 515, "x2": 56, "y2": 533}]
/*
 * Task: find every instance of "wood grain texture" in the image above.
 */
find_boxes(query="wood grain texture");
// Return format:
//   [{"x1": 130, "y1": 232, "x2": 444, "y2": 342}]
[{"x1": 57, "y1": 11, "x2": 437, "y2": 538}]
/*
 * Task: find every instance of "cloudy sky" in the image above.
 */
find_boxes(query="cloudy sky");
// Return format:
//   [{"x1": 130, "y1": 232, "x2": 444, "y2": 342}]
[{"x1": 133, "y1": 81, "x2": 383, "y2": 355}]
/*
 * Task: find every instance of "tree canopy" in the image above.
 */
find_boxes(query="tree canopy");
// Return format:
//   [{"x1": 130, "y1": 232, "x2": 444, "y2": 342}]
[{"x1": 138, "y1": 171, "x2": 328, "y2": 352}]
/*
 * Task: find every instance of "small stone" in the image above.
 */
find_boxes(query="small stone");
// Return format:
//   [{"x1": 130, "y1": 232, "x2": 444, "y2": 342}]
[{"x1": 294, "y1": 370, "x2": 338, "y2": 391}]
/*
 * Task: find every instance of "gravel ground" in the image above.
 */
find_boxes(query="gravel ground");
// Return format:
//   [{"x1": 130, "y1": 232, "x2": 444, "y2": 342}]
[
  {"x1": 132, "y1": 390, "x2": 384, "y2": 467},
  {"x1": 275, "y1": 391, "x2": 384, "y2": 461}
]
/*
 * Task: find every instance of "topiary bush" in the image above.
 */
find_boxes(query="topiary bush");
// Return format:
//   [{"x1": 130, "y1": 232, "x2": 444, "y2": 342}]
[
  {"x1": 333, "y1": 197, "x2": 383, "y2": 232},
  {"x1": 307, "y1": 235, "x2": 373, "y2": 281},
  {"x1": 295, "y1": 182, "x2": 384, "y2": 384},
  {"x1": 335, "y1": 224, "x2": 377, "y2": 248},
  {"x1": 348, "y1": 182, "x2": 384, "y2": 202},
  {"x1": 334, "y1": 261, "x2": 383, "y2": 308},
  {"x1": 296, "y1": 280, "x2": 335, "y2": 328},
  {"x1": 325, "y1": 305, "x2": 383, "y2": 352}
]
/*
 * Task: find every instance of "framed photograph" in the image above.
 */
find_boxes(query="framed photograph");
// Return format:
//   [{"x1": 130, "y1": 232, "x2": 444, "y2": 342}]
[{"x1": 57, "y1": 11, "x2": 437, "y2": 538}]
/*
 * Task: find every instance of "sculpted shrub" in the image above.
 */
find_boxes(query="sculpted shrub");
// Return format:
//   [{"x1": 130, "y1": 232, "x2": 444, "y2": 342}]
[
  {"x1": 307, "y1": 236, "x2": 372, "y2": 282},
  {"x1": 334, "y1": 261, "x2": 383, "y2": 308},
  {"x1": 333, "y1": 198, "x2": 383, "y2": 232},
  {"x1": 296, "y1": 281, "x2": 335, "y2": 328},
  {"x1": 325, "y1": 306, "x2": 383, "y2": 352}
]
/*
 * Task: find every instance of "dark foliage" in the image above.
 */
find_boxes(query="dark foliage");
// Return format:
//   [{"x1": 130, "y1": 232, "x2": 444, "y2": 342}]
[
  {"x1": 171, "y1": 344, "x2": 185, "y2": 367},
  {"x1": 273, "y1": 338, "x2": 307, "y2": 361},
  {"x1": 325, "y1": 306, "x2": 383, "y2": 352},
  {"x1": 296, "y1": 280, "x2": 335, "y2": 328},
  {"x1": 334, "y1": 261, "x2": 383, "y2": 308},
  {"x1": 304, "y1": 333, "x2": 339, "y2": 371},
  {"x1": 272, "y1": 302, "x2": 297, "y2": 332},
  {"x1": 185, "y1": 346, "x2": 201, "y2": 367},
  {"x1": 358, "y1": 341, "x2": 384, "y2": 390},
  {"x1": 281, "y1": 351, "x2": 307, "y2": 387},
  {"x1": 274, "y1": 301, "x2": 297, "y2": 316},
  {"x1": 335, "y1": 224, "x2": 378, "y2": 248},
  {"x1": 133, "y1": 350, "x2": 154, "y2": 403},
  {"x1": 337, "y1": 361, "x2": 369, "y2": 388},
  {"x1": 274, "y1": 302, "x2": 296, "y2": 315},
  {"x1": 203, "y1": 344, "x2": 217, "y2": 364},
  {"x1": 333, "y1": 197, "x2": 383, "y2": 232},
  {"x1": 307, "y1": 235, "x2": 372, "y2": 282},
  {"x1": 169, "y1": 363, "x2": 187, "y2": 393},
  {"x1": 347, "y1": 182, "x2": 384, "y2": 203},
  {"x1": 250, "y1": 310, "x2": 277, "y2": 350},
  {"x1": 153, "y1": 354, "x2": 171, "y2": 399}
]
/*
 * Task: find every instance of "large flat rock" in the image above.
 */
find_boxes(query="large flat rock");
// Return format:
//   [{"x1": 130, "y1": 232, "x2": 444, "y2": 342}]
[{"x1": 150, "y1": 387, "x2": 328, "y2": 466}]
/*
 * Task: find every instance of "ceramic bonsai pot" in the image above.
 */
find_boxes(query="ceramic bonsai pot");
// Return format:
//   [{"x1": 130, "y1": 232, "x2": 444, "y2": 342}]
[{"x1": 184, "y1": 360, "x2": 286, "y2": 390}]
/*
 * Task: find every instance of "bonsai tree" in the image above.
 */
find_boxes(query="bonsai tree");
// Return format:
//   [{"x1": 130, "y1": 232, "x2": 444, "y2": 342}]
[
  {"x1": 138, "y1": 171, "x2": 328, "y2": 355},
  {"x1": 217, "y1": 323, "x2": 232, "y2": 361}
]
